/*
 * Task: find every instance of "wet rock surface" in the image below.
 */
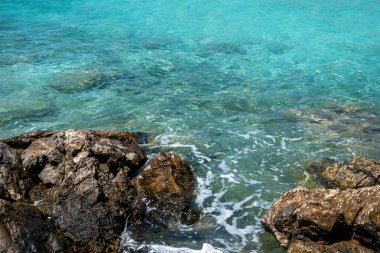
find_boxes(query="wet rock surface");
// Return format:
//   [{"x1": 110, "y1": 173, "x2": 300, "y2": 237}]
[
  {"x1": 0, "y1": 129, "x2": 199, "y2": 252},
  {"x1": 132, "y1": 153, "x2": 200, "y2": 226},
  {"x1": 262, "y1": 185, "x2": 380, "y2": 252}
]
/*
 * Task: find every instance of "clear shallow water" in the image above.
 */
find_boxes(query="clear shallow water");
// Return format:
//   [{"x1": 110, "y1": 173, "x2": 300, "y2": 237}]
[{"x1": 1, "y1": 0, "x2": 380, "y2": 252}]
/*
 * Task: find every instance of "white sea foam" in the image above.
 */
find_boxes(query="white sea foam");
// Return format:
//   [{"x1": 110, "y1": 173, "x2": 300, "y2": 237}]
[
  {"x1": 152, "y1": 133, "x2": 212, "y2": 163},
  {"x1": 218, "y1": 161, "x2": 229, "y2": 173},
  {"x1": 150, "y1": 243, "x2": 223, "y2": 253},
  {"x1": 120, "y1": 232, "x2": 223, "y2": 253},
  {"x1": 133, "y1": 132, "x2": 267, "y2": 252},
  {"x1": 227, "y1": 130, "x2": 260, "y2": 140},
  {"x1": 220, "y1": 174, "x2": 239, "y2": 184},
  {"x1": 196, "y1": 170, "x2": 214, "y2": 206}
]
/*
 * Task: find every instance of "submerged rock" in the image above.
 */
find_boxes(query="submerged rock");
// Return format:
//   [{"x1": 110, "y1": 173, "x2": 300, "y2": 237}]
[
  {"x1": 197, "y1": 42, "x2": 247, "y2": 55},
  {"x1": 282, "y1": 105, "x2": 380, "y2": 145},
  {"x1": 0, "y1": 107, "x2": 59, "y2": 126},
  {"x1": 143, "y1": 42, "x2": 164, "y2": 50},
  {"x1": 50, "y1": 70, "x2": 105, "y2": 93},
  {"x1": 0, "y1": 129, "x2": 199, "y2": 252},
  {"x1": 266, "y1": 42, "x2": 289, "y2": 55},
  {"x1": 262, "y1": 186, "x2": 380, "y2": 252},
  {"x1": 50, "y1": 70, "x2": 127, "y2": 94}
]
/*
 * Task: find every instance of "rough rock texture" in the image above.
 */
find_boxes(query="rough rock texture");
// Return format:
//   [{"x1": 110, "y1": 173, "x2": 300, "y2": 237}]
[
  {"x1": 320, "y1": 156, "x2": 380, "y2": 189},
  {"x1": 132, "y1": 153, "x2": 200, "y2": 226},
  {"x1": 262, "y1": 186, "x2": 380, "y2": 252},
  {"x1": 287, "y1": 240, "x2": 374, "y2": 253},
  {"x1": 0, "y1": 199, "x2": 72, "y2": 253},
  {"x1": 0, "y1": 129, "x2": 199, "y2": 252}
]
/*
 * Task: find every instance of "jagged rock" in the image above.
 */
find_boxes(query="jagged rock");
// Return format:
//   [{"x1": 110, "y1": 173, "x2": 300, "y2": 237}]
[
  {"x1": 0, "y1": 129, "x2": 199, "y2": 252},
  {"x1": 320, "y1": 156, "x2": 380, "y2": 189},
  {"x1": 287, "y1": 240, "x2": 374, "y2": 253},
  {"x1": 0, "y1": 142, "x2": 34, "y2": 202},
  {"x1": 0, "y1": 199, "x2": 72, "y2": 253},
  {"x1": 1, "y1": 129, "x2": 148, "y2": 252},
  {"x1": 262, "y1": 186, "x2": 380, "y2": 252},
  {"x1": 132, "y1": 153, "x2": 200, "y2": 226}
]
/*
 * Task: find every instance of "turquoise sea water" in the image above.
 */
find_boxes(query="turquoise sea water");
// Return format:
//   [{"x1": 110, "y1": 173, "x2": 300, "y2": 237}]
[{"x1": 1, "y1": 0, "x2": 380, "y2": 252}]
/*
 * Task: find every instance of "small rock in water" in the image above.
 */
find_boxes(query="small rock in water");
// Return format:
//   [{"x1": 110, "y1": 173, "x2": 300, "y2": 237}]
[
  {"x1": 144, "y1": 42, "x2": 163, "y2": 50},
  {"x1": 197, "y1": 42, "x2": 247, "y2": 55},
  {"x1": 362, "y1": 126, "x2": 380, "y2": 134},
  {"x1": 50, "y1": 70, "x2": 104, "y2": 93},
  {"x1": 50, "y1": 70, "x2": 127, "y2": 94},
  {"x1": 143, "y1": 58, "x2": 175, "y2": 78},
  {"x1": 0, "y1": 107, "x2": 58, "y2": 126},
  {"x1": 266, "y1": 42, "x2": 289, "y2": 55},
  {"x1": 132, "y1": 152, "x2": 199, "y2": 226}
]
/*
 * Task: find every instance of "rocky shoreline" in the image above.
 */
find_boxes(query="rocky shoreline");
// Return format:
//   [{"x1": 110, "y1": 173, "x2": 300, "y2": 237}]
[
  {"x1": 0, "y1": 129, "x2": 200, "y2": 252},
  {"x1": 2, "y1": 129, "x2": 379, "y2": 252},
  {"x1": 262, "y1": 156, "x2": 380, "y2": 253}
]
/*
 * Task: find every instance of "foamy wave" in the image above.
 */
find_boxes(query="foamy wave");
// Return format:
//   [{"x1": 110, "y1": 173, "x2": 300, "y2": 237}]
[
  {"x1": 126, "y1": 132, "x2": 268, "y2": 252},
  {"x1": 151, "y1": 133, "x2": 212, "y2": 163},
  {"x1": 150, "y1": 243, "x2": 223, "y2": 253},
  {"x1": 120, "y1": 231, "x2": 223, "y2": 253}
]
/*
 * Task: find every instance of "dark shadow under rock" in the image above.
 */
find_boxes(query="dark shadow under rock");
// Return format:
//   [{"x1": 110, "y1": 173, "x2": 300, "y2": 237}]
[{"x1": 0, "y1": 199, "x2": 72, "y2": 253}]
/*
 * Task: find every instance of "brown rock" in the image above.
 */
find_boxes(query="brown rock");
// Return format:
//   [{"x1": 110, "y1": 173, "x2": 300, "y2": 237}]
[
  {"x1": 262, "y1": 186, "x2": 380, "y2": 252},
  {"x1": 354, "y1": 201, "x2": 380, "y2": 250},
  {"x1": 320, "y1": 156, "x2": 380, "y2": 189},
  {"x1": 0, "y1": 130, "x2": 199, "y2": 252},
  {"x1": 2, "y1": 131, "x2": 55, "y2": 149},
  {"x1": 0, "y1": 199, "x2": 72, "y2": 253},
  {"x1": 0, "y1": 142, "x2": 33, "y2": 201},
  {"x1": 2, "y1": 129, "x2": 148, "y2": 252},
  {"x1": 131, "y1": 153, "x2": 200, "y2": 226},
  {"x1": 288, "y1": 240, "x2": 374, "y2": 253}
]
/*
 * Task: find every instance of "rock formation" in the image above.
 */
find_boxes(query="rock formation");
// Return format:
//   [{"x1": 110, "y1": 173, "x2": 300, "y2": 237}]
[
  {"x1": 0, "y1": 199, "x2": 72, "y2": 253},
  {"x1": 131, "y1": 153, "x2": 200, "y2": 226},
  {"x1": 287, "y1": 240, "x2": 374, "y2": 253},
  {"x1": 262, "y1": 156, "x2": 380, "y2": 252},
  {"x1": 320, "y1": 156, "x2": 380, "y2": 189},
  {"x1": 0, "y1": 129, "x2": 199, "y2": 252}
]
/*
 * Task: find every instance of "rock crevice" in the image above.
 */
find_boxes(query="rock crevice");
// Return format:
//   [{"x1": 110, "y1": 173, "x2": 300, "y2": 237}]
[
  {"x1": 262, "y1": 156, "x2": 380, "y2": 253},
  {"x1": 0, "y1": 129, "x2": 200, "y2": 252}
]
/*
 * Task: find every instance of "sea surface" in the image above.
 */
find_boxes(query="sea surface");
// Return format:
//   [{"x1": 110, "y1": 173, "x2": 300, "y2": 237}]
[{"x1": 1, "y1": 0, "x2": 380, "y2": 252}]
